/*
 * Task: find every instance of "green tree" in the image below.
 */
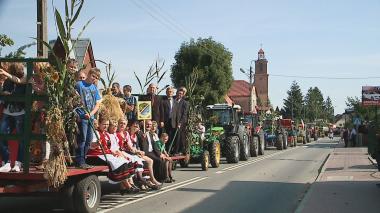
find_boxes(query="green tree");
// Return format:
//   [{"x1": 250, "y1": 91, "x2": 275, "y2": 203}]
[
  {"x1": 171, "y1": 37, "x2": 233, "y2": 106},
  {"x1": 0, "y1": 34, "x2": 14, "y2": 56},
  {"x1": 304, "y1": 87, "x2": 324, "y2": 121},
  {"x1": 282, "y1": 81, "x2": 304, "y2": 121},
  {"x1": 324, "y1": 96, "x2": 334, "y2": 122}
]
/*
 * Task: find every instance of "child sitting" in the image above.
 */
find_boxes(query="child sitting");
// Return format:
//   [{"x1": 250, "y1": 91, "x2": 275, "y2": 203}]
[{"x1": 156, "y1": 133, "x2": 175, "y2": 183}]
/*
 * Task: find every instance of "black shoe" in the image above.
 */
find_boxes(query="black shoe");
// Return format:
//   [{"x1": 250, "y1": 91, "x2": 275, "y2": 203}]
[
  {"x1": 164, "y1": 178, "x2": 172, "y2": 183},
  {"x1": 170, "y1": 177, "x2": 175, "y2": 182}
]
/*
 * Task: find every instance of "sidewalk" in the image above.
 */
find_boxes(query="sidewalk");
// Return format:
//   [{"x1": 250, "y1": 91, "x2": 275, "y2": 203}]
[{"x1": 298, "y1": 142, "x2": 380, "y2": 213}]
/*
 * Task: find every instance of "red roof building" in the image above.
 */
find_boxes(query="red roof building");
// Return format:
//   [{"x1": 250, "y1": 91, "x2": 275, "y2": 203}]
[{"x1": 227, "y1": 80, "x2": 258, "y2": 114}]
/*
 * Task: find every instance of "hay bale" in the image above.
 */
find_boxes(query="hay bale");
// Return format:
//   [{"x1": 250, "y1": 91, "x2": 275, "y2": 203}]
[{"x1": 99, "y1": 94, "x2": 124, "y2": 122}]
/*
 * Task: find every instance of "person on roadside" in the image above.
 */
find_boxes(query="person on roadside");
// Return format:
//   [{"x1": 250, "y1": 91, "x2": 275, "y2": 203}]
[
  {"x1": 171, "y1": 87, "x2": 189, "y2": 155},
  {"x1": 343, "y1": 128, "x2": 349, "y2": 147},
  {"x1": 350, "y1": 127, "x2": 357, "y2": 147},
  {"x1": 75, "y1": 68, "x2": 101, "y2": 169},
  {"x1": 122, "y1": 85, "x2": 137, "y2": 123}
]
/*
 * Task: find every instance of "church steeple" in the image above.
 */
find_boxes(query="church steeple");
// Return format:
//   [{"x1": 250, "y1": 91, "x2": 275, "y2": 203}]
[{"x1": 258, "y1": 48, "x2": 265, "y2": 60}]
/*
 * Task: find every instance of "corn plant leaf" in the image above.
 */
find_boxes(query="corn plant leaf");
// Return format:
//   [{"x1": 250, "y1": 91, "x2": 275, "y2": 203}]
[
  {"x1": 134, "y1": 72, "x2": 144, "y2": 94},
  {"x1": 71, "y1": 17, "x2": 94, "y2": 56},
  {"x1": 30, "y1": 37, "x2": 63, "y2": 68},
  {"x1": 71, "y1": 0, "x2": 84, "y2": 25},
  {"x1": 100, "y1": 78, "x2": 106, "y2": 90},
  {"x1": 71, "y1": 0, "x2": 75, "y2": 16},
  {"x1": 65, "y1": 0, "x2": 69, "y2": 19},
  {"x1": 157, "y1": 70, "x2": 167, "y2": 83}
]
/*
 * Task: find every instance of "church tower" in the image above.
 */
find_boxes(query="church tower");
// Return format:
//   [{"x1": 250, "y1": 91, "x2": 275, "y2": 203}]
[{"x1": 254, "y1": 48, "x2": 269, "y2": 109}]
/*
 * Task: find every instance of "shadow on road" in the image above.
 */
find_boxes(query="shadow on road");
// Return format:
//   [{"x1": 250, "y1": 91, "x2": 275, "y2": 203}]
[{"x1": 181, "y1": 180, "x2": 309, "y2": 213}]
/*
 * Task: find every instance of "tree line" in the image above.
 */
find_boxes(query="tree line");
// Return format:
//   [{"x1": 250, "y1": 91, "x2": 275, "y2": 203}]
[{"x1": 281, "y1": 81, "x2": 334, "y2": 123}]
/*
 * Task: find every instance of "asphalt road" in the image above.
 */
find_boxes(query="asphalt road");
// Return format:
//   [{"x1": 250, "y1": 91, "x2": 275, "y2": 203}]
[{"x1": 0, "y1": 138, "x2": 338, "y2": 213}]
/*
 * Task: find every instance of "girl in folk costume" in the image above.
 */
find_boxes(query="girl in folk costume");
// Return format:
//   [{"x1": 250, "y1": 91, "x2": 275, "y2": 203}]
[
  {"x1": 109, "y1": 119, "x2": 160, "y2": 191},
  {"x1": 127, "y1": 120, "x2": 162, "y2": 188},
  {"x1": 87, "y1": 116, "x2": 139, "y2": 194}
]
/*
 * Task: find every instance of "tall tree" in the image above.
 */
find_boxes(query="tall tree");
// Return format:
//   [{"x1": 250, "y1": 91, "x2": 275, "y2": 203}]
[
  {"x1": 171, "y1": 37, "x2": 233, "y2": 106},
  {"x1": 304, "y1": 87, "x2": 324, "y2": 121},
  {"x1": 282, "y1": 81, "x2": 304, "y2": 121},
  {"x1": 324, "y1": 96, "x2": 334, "y2": 122}
]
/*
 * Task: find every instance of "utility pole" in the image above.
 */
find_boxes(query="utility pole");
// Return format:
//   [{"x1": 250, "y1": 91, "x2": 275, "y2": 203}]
[{"x1": 37, "y1": 0, "x2": 48, "y2": 57}]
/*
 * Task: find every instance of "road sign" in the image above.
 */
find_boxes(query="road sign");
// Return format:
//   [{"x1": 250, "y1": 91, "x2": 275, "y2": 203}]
[{"x1": 353, "y1": 117, "x2": 361, "y2": 126}]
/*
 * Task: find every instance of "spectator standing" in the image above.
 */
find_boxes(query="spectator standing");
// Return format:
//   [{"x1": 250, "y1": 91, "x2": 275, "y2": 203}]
[
  {"x1": 171, "y1": 87, "x2": 189, "y2": 155},
  {"x1": 343, "y1": 128, "x2": 349, "y2": 147},
  {"x1": 123, "y1": 85, "x2": 137, "y2": 123},
  {"x1": 161, "y1": 86, "x2": 175, "y2": 149},
  {"x1": 350, "y1": 127, "x2": 357, "y2": 147},
  {"x1": 75, "y1": 68, "x2": 101, "y2": 169}
]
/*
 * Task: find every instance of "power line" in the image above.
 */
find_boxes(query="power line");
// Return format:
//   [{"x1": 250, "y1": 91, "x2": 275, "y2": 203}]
[
  {"x1": 129, "y1": 0, "x2": 225, "y2": 62},
  {"x1": 270, "y1": 74, "x2": 380, "y2": 80}
]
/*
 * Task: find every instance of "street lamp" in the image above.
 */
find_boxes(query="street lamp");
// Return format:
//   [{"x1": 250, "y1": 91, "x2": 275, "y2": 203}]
[{"x1": 240, "y1": 60, "x2": 255, "y2": 114}]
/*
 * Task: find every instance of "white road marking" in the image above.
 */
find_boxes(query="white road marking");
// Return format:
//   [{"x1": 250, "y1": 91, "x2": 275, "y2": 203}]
[
  {"x1": 98, "y1": 176, "x2": 209, "y2": 213},
  {"x1": 216, "y1": 146, "x2": 301, "y2": 173}
]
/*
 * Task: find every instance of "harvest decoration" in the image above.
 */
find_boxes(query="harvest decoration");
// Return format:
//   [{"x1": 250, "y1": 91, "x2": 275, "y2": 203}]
[{"x1": 37, "y1": 0, "x2": 93, "y2": 188}]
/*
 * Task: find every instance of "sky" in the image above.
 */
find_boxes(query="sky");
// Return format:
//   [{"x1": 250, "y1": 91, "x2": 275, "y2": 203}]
[{"x1": 1, "y1": 0, "x2": 380, "y2": 115}]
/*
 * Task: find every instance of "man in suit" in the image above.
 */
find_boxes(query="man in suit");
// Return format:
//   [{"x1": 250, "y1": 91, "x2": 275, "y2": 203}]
[
  {"x1": 171, "y1": 87, "x2": 189, "y2": 155},
  {"x1": 161, "y1": 87, "x2": 176, "y2": 151},
  {"x1": 139, "y1": 83, "x2": 163, "y2": 127}
]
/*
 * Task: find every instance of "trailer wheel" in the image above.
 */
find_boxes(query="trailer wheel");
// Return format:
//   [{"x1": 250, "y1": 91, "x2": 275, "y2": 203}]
[
  {"x1": 172, "y1": 160, "x2": 177, "y2": 170},
  {"x1": 179, "y1": 154, "x2": 190, "y2": 168},
  {"x1": 73, "y1": 175, "x2": 101, "y2": 213},
  {"x1": 201, "y1": 151, "x2": 210, "y2": 171},
  {"x1": 276, "y1": 134, "x2": 283, "y2": 150}
]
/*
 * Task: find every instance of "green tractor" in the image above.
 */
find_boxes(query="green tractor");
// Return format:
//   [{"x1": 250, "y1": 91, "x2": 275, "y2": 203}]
[
  {"x1": 205, "y1": 104, "x2": 251, "y2": 164},
  {"x1": 183, "y1": 128, "x2": 221, "y2": 171}
]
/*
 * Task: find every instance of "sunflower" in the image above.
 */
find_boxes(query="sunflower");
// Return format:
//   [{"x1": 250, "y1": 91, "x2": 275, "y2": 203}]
[{"x1": 51, "y1": 72, "x2": 60, "y2": 83}]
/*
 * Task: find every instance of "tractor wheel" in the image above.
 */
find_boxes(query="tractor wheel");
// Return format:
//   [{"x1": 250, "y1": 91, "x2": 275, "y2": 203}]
[
  {"x1": 225, "y1": 136, "x2": 239, "y2": 163},
  {"x1": 283, "y1": 133, "x2": 288, "y2": 149},
  {"x1": 258, "y1": 131, "x2": 265, "y2": 155},
  {"x1": 73, "y1": 175, "x2": 101, "y2": 213},
  {"x1": 209, "y1": 141, "x2": 221, "y2": 168},
  {"x1": 276, "y1": 134, "x2": 283, "y2": 150},
  {"x1": 250, "y1": 136, "x2": 259, "y2": 156},
  {"x1": 201, "y1": 151, "x2": 210, "y2": 171},
  {"x1": 240, "y1": 133, "x2": 250, "y2": 161}
]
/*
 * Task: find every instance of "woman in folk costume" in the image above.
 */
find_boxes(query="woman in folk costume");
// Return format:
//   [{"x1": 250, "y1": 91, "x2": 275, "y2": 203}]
[
  {"x1": 87, "y1": 116, "x2": 139, "y2": 194},
  {"x1": 126, "y1": 120, "x2": 162, "y2": 189}
]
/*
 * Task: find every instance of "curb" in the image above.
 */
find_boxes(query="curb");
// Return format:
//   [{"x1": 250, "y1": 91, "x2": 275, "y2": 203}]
[
  {"x1": 295, "y1": 141, "x2": 339, "y2": 213},
  {"x1": 294, "y1": 152, "x2": 332, "y2": 213}
]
